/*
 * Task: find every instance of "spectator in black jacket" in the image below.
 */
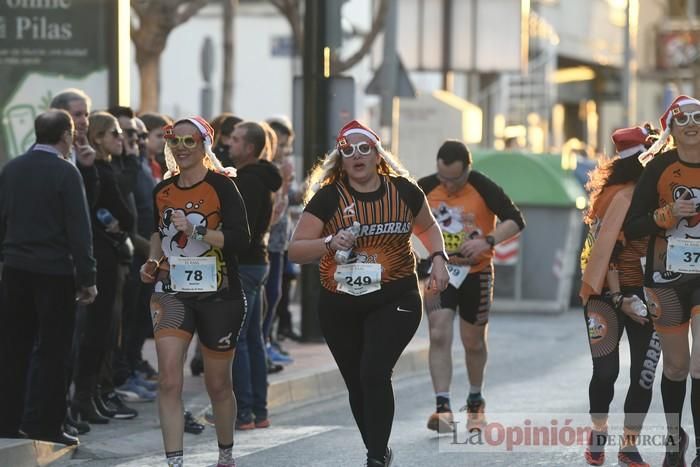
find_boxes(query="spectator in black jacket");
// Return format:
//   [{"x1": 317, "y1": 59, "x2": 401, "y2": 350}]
[
  {"x1": 70, "y1": 112, "x2": 138, "y2": 423},
  {"x1": 0, "y1": 109, "x2": 97, "y2": 445},
  {"x1": 229, "y1": 121, "x2": 282, "y2": 429}
]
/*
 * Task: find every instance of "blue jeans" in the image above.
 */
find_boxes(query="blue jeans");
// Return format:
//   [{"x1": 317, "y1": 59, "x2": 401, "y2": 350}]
[
  {"x1": 262, "y1": 252, "x2": 284, "y2": 342},
  {"x1": 233, "y1": 264, "x2": 269, "y2": 422}
]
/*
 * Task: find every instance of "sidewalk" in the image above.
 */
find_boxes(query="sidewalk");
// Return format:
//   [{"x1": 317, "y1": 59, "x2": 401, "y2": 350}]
[{"x1": 0, "y1": 314, "x2": 432, "y2": 466}]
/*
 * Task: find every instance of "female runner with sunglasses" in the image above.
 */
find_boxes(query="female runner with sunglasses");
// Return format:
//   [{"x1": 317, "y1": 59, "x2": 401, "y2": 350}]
[
  {"x1": 625, "y1": 95, "x2": 700, "y2": 467},
  {"x1": 140, "y1": 117, "x2": 250, "y2": 467},
  {"x1": 289, "y1": 120, "x2": 449, "y2": 467}
]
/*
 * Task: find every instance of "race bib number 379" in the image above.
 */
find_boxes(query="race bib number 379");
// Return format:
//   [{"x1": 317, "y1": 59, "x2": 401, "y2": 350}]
[
  {"x1": 169, "y1": 256, "x2": 218, "y2": 292},
  {"x1": 666, "y1": 237, "x2": 700, "y2": 274}
]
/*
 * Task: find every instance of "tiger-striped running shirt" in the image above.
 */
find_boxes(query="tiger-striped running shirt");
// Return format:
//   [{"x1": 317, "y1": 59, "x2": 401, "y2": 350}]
[{"x1": 304, "y1": 175, "x2": 425, "y2": 293}]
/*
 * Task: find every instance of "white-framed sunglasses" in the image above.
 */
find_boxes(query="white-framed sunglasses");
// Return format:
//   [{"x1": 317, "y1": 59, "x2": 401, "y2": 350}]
[
  {"x1": 673, "y1": 111, "x2": 700, "y2": 127},
  {"x1": 338, "y1": 141, "x2": 375, "y2": 158}
]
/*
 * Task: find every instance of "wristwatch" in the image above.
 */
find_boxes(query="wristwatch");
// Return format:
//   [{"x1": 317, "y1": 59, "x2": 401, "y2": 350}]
[
  {"x1": 324, "y1": 234, "x2": 334, "y2": 252},
  {"x1": 485, "y1": 235, "x2": 496, "y2": 248},
  {"x1": 429, "y1": 251, "x2": 449, "y2": 262},
  {"x1": 192, "y1": 225, "x2": 207, "y2": 241}
]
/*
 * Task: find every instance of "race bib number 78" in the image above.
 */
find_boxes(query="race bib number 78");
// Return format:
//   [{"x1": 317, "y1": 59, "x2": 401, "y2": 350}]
[{"x1": 169, "y1": 256, "x2": 218, "y2": 292}]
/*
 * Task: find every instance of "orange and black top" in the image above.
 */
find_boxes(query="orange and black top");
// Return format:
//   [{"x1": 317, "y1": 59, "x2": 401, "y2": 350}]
[
  {"x1": 625, "y1": 149, "x2": 700, "y2": 287},
  {"x1": 418, "y1": 170, "x2": 525, "y2": 273},
  {"x1": 583, "y1": 184, "x2": 646, "y2": 289},
  {"x1": 152, "y1": 171, "x2": 250, "y2": 298},
  {"x1": 304, "y1": 175, "x2": 425, "y2": 293}
]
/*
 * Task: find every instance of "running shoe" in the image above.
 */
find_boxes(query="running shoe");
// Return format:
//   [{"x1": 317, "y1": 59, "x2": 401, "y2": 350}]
[
  {"x1": 216, "y1": 462, "x2": 236, "y2": 467},
  {"x1": 584, "y1": 430, "x2": 607, "y2": 466},
  {"x1": 135, "y1": 359, "x2": 158, "y2": 381},
  {"x1": 266, "y1": 343, "x2": 294, "y2": 365},
  {"x1": 96, "y1": 392, "x2": 138, "y2": 419},
  {"x1": 255, "y1": 418, "x2": 271, "y2": 429},
  {"x1": 426, "y1": 409, "x2": 454, "y2": 433},
  {"x1": 184, "y1": 411, "x2": 204, "y2": 434},
  {"x1": 662, "y1": 428, "x2": 688, "y2": 467},
  {"x1": 235, "y1": 419, "x2": 255, "y2": 430},
  {"x1": 462, "y1": 397, "x2": 486, "y2": 432},
  {"x1": 131, "y1": 373, "x2": 158, "y2": 392},
  {"x1": 653, "y1": 271, "x2": 682, "y2": 284},
  {"x1": 116, "y1": 377, "x2": 156, "y2": 402},
  {"x1": 618, "y1": 445, "x2": 650, "y2": 467}
]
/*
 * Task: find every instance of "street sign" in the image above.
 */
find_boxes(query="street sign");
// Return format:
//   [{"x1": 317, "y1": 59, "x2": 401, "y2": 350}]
[
  {"x1": 365, "y1": 55, "x2": 416, "y2": 97},
  {"x1": 0, "y1": 0, "x2": 128, "y2": 165}
]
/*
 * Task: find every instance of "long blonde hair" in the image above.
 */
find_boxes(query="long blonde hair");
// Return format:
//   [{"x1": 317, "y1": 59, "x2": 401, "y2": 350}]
[
  {"x1": 88, "y1": 112, "x2": 120, "y2": 161},
  {"x1": 303, "y1": 142, "x2": 411, "y2": 204},
  {"x1": 259, "y1": 121, "x2": 277, "y2": 162}
]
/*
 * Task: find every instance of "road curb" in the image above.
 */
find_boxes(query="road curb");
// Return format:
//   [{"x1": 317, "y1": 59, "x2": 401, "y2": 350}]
[
  {"x1": 0, "y1": 438, "x2": 76, "y2": 467},
  {"x1": 268, "y1": 343, "x2": 430, "y2": 412}
]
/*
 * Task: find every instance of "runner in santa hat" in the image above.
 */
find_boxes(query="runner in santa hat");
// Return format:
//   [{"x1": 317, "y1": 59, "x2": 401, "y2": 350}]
[
  {"x1": 290, "y1": 119, "x2": 449, "y2": 466},
  {"x1": 579, "y1": 124, "x2": 661, "y2": 467},
  {"x1": 163, "y1": 116, "x2": 237, "y2": 179},
  {"x1": 141, "y1": 116, "x2": 250, "y2": 467},
  {"x1": 625, "y1": 96, "x2": 700, "y2": 467},
  {"x1": 637, "y1": 95, "x2": 700, "y2": 166}
]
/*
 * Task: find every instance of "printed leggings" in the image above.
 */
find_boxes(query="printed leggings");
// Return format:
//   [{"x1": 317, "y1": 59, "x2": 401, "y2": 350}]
[{"x1": 584, "y1": 287, "x2": 659, "y2": 432}]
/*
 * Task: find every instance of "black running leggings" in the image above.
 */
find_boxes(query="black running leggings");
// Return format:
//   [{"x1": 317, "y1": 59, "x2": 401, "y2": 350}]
[
  {"x1": 584, "y1": 288, "x2": 659, "y2": 432},
  {"x1": 319, "y1": 278, "x2": 422, "y2": 461}
]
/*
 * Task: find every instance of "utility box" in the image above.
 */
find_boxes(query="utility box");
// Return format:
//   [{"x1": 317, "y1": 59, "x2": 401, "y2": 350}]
[
  {"x1": 395, "y1": 91, "x2": 482, "y2": 179},
  {"x1": 472, "y1": 151, "x2": 587, "y2": 313}
]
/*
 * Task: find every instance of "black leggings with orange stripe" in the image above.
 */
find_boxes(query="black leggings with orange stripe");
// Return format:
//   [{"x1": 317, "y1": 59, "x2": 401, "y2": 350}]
[
  {"x1": 584, "y1": 287, "x2": 658, "y2": 432},
  {"x1": 318, "y1": 277, "x2": 421, "y2": 461}
]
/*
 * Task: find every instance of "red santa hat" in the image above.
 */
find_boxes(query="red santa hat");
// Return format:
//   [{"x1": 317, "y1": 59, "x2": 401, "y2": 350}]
[
  {"x1": 659, "y1": 95, "x2": 700, "y2": 131},
  {"x1": 171, "y1": 116, "x2": 215, "y2": 145},
  {"x1": 336, "y1": 120, "x2": 380, "y2": 147},
  {"x1": 162, "y1": 116, "x2": 236, "y2": 178},
  {"x1": 636, "y1": 94, "x2": 700, "y2": 166},
  {"x1": 611, "y1": 126, "x2": 651, "y2": 159}
]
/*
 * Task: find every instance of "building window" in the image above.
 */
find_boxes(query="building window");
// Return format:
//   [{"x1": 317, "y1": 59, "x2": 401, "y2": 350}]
[{"x1": 669, "y1": 0, "x2": 700, "y2": 17}]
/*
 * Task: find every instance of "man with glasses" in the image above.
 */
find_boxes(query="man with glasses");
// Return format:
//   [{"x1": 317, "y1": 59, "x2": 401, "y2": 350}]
[{"x1": 418, "y1": 140, "x2": 525, "y2": 434}]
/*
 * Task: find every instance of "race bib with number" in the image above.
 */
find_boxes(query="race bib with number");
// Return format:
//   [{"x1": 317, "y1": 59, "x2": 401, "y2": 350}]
[
  {"x1": 169, "y1": 256, "x2": 218, "y2": 292},
  {"x1": 666, "y1": 237, "x2": 700, "y2": 274},
  {"x1": 334, "y1": 263, "x2": 382, "y2": 296},
  {"x1": 446, "y1": 264, "x2": 470, "y2": 288}
]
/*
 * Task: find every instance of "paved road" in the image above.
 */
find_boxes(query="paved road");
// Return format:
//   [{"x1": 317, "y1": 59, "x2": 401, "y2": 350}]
[{"x1": 62, "y1": 311, "x2": 694, "y2": 467}]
